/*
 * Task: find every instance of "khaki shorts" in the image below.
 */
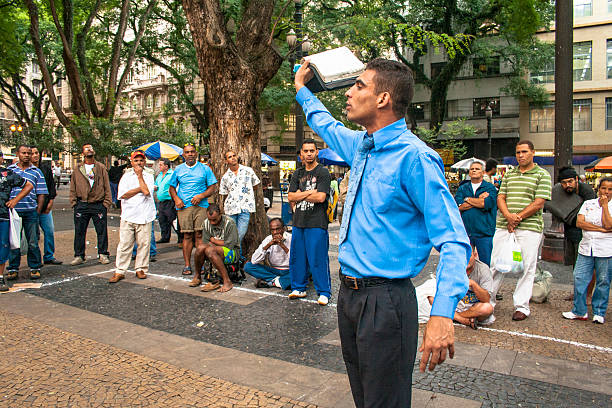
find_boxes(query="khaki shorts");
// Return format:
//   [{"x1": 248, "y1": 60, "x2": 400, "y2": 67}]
[{"x1": 177, "y1": 205, "x2": 207, "y2": 232}]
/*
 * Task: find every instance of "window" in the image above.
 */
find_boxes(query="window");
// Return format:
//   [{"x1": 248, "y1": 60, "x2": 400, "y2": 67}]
[
  {"x1": 131, "y1": 98, "x2": 137, "y2": 111},
  {"x1": 146, "y1": 95, "x2": 152, "y2": 109},
  {"x1": 573, "y1": 99, "x2": 591, "y2": 131},
  {"x1": 530, "y1": 62, "x2": 555, "y2": 84},
  {"x1": 56, "y1": 78, "x2": 62, "y2": 89},
  {"x1": 607, "y1": 39, "x2": 612, "y2": 79},
  {"x1": 574, "y1": 0, "x2": 592, "y2": 17},
  {"x1": 473, "y1": 97, "x2": 500, "y2": 117},
  {"x1": 146, "y1": 65, "x2": 155, "y2": 79},
  {"x1": 606, "y1": 98, "x2": 612, "y2": 130},
  {"x1": 284, "y1": 114, "x2": 295, "y2": 131},
  {"x1": 472, "y1": 56, "x2": 500, "y2": 76},
  {"x1": 609, "y1": 0, "x2": 612, "y2": 13},
  {"x1": 573, "y1": 41, "x2": 592, "y2": 81},
  {"x1": 529, "y1": 104, "x2": 554, "y2": 133},
  {"x1": 32, "y1": 80, "x2": 41, "y2": 97},
  {"x1": 57, "y1": 95, "x2": 62, "y2": 109},
  {"x1": 431, "y1": 62, "x2": 446, "y2": 79},
  {"x1": 411, "y1": 103, "x2": 425, "y2": 121},
  {"x1": 31, "y1": 61, "x2": 40, "y2": 74}
]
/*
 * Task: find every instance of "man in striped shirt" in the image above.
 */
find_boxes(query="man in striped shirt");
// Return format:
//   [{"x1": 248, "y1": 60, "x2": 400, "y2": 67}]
[
  {"x1": 489, "y1": 140, "x2": 551, "y2": 321},
  {"x1": 7, "y1": 145, "x2": 48, "y2": 280}
]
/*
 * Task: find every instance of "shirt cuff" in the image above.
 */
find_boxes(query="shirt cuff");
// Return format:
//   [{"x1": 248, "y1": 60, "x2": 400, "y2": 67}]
[
  {"x1": 296, "y1": 86, "x2": 314, "y2": 105},
  {"x1": 430, "y1": 295, "x2": 459, "y2": 320}
]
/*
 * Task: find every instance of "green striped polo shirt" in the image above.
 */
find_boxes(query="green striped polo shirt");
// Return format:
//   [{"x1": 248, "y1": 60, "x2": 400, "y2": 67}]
[{"x1": 496, "y1": 164, "x2": 552, "y2": 233}]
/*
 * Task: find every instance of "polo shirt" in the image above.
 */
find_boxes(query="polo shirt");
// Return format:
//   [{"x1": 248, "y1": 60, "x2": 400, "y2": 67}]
[
  {"x1": 496, "y1": 164, "x2": 551, "y2": 233},
  {"x1": 9, "y1": 163, "x2": 48, "y2": 212},
  {"x1": 168, "y1": 162, "x2": 217, "y2": 209},
  {"x1": 155, "y1": 169, "x2": 174, "y2": 201}
]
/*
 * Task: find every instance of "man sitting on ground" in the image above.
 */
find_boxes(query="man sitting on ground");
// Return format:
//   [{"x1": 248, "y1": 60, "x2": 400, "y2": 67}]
[
  {"x1": 416, "y1": 246, "x2": 494, "y2": 328},
  {"x1": 190, "y1": 204, "x2": 239, "y2": 293},
  {"x1": 244, "y1": 218, "x2": 291, "y2": 290}
]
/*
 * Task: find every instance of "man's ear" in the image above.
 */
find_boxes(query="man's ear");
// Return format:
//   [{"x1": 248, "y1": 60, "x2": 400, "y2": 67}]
[{"x1": 377, "y1": 92, "x2": 391, "y2": 109}]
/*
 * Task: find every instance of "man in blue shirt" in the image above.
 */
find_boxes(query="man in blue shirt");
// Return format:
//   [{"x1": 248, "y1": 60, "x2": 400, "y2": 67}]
[
  {"x1": 155, "y1": 158, "x2": 175, "y2": 243},
  {"x1": 295, "y1": 59, "x2": 470, "y2": 408},
  {"x1": 454, "y1": 161, "x2": 498, "y2": 266},
  {"x1": 7, "y1": 145, "x2": 48, "y2": 280},
  {"x1": 168, "y1": 144, "x2": 217, "y2": 276}
]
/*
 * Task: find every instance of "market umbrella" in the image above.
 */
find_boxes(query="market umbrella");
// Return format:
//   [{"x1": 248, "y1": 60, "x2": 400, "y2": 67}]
[
  {"x1": 261, "y1": 152, "x2": 278, "y2": 165},
  {"x1": 592, "y1": 156, "x2": 612, "y2": 172},
  {"x1": 450, "y1": 157, "x2": 485, "y2": 171},
  {"x1": 585, "y1": 157, "x2": 604, "y2": 171},
  {"x1": 318, "y1": 148, "x2": 349, "y2": 167},
  {"x1": 134, "y1": 141, "x2": 183, "y2": 160}
]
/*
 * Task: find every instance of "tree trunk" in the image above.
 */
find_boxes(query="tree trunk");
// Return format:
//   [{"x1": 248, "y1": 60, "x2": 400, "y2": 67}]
[{"x1": 182, "y1": 0, "x2": 283, "y2": 256}]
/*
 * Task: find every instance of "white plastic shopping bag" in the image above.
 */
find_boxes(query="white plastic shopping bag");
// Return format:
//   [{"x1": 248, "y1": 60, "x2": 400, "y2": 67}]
[
  {"x1": 9, "y1": 208, "x2": 21, "y2": 250},
  {"x1": 495, "y1": 232, "x2": 524, "y2": 274}
]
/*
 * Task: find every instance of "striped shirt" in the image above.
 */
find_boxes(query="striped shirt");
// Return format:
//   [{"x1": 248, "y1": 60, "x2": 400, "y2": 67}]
[
  {"x1": 496, "y1": 164, "x2": 551, "y2": 233},
  {"x1": 9, "y1": 163, "x2": 48, "y2": 211}
]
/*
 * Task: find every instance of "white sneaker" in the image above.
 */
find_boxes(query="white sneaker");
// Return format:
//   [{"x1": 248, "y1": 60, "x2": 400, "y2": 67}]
[
  {"x1": 593, "y1": 315, "x2": 605, "y2": 324},
  {"x1": 562, "y1": 311, "x2": 588, "y2": 321},
  {"x1": 479, "y1": 314, "x2": 496, "y2": 326},
  {"x1": 70, "y1": 256, "x2": 85, "y2": 266},
  {"x1": 98, "y1": 254, "x2": 110, "y2": 265},
  {"x1": 271, "y1": 276, "x2": 281, "y2": 288},
  {"x1": 288, "y1": 290, "x2": 307, "y2": 299},
  {"x1": 317, "y1": 295, "x2": 329, "y2": 306}
]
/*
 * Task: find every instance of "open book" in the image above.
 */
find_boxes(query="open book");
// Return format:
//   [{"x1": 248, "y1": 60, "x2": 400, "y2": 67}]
[{"x1": 304, "y1": 47, "x2": 365, "y2": 93}]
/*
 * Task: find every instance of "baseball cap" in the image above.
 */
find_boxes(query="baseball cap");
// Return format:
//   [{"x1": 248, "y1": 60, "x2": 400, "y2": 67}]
[{"x1": 131, "y1": 150, "x2": 146, "y2": 160}]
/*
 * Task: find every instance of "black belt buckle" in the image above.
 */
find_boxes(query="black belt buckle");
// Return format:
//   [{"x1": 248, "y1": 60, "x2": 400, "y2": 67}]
[{"x1": 345, "y1": 275, "x2": 360, "y2": 290}]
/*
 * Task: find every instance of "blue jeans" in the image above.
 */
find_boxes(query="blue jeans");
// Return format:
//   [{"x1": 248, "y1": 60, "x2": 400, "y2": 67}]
[
  {"x1": 244, "y1": 263, "x2": 291, "y2": 289},
  {"x1": 39, "y1": 211, "x2": 56, "y2": 262},
  {"x1": 470, "y1": 236, "x2": 493, "y2": 266},
  {"x1": 229, "y1": 211, "x2": 250, "y2": 255},
  {"x1": 133, "y1": 221, "x2": 157, "y2": 257},
  {"x1": 110, "y1": 182, "x2": 118, "y2": 205},
  {"x1": 289, "y1": 227, "x2": 331, "y2": 297},
  {"x1": 9, "y1": 210, "x2": 42, "y2": 270},
  {"x1": 0, "y1": 220, "x2": 9, "y2": 264},
  {"x1": 572, "y1": 254, "x2": 611, "y2": 317}
]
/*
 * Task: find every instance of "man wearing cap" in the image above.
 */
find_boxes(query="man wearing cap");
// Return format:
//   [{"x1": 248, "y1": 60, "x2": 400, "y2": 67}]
[{"x1": 109, "y1": 150, "x2": 156, "y2": 283}]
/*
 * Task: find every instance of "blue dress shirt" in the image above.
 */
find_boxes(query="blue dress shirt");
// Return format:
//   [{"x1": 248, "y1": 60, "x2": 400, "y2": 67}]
[{"x1": 296, "y1": 87, "x2": 470, "y2": 319}]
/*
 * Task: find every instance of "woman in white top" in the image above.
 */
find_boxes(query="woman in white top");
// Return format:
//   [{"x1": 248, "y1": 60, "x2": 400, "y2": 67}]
[{"x1": 562, "y1": 177, "x2": 612, "y2": 324}]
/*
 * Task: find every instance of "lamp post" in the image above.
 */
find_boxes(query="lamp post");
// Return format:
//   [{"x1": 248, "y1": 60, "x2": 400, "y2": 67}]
[
  {"x1": 485, "y1": 104, "x2": 492, "y2": 158},
  {"x1": 286, "y1": 0, "x2": 312, "y2": 163}
]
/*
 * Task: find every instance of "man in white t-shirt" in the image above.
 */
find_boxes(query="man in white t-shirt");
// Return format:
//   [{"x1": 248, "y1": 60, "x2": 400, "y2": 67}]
[{"x1": 109, "y1": 150, "x2": 156, "y2": 283}]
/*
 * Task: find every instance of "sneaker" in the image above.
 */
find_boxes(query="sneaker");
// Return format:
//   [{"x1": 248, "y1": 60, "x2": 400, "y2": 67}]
[
  {"x1": 271, "y1": 276, "x2": 282, "y2": 288},
  {"x1": 593, "y1": 315, "x2": 605, "y2": 324},
  {"x1": 562, "y1": 311, "x2": 588, "y2": 321},
  {"x1": 288, "y1": 290, "x2": 307, "y2": 299},
  {"x1": 98, "y1": 254, "x2": 110, "y2": 265},
  {"x1": 70, "y1": 256, "x2": 85, "y2": 266},
  {"x1": 495, "y1": 293, "x2": 503, "y2": 301},
  {"x1": 30, "y1": 270, "x2": 41, "y2": 280},
  {"x1": 317, "y1": 295, "x2": 329, "y2": 306},
  {"x1": 479, "y1": 314, "x2": 496, "y2": 326},
  {"x1": 0, "y1": 276, "x2": 8, "y2": 292},
  {"x1": 6, "y1": 270, "x2": 18, "y2": 280},
  {"x1": 255, "y1": 279, "x2": 271, "y2": 288}
]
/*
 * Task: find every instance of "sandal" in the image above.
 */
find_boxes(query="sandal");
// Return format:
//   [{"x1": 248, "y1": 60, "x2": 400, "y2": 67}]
[
  {"x1": 468, "y1": 318, "x2": 479, "y2": 330},
  {"x1": 182, "y1": 266, "x2": 193, "y2": 275},
  {"x1": 188, "y1": 277, "x2": 202, "y2": 287},
  {"x1": 201, "y1": 281, "x2": 221, "y2": 292}
]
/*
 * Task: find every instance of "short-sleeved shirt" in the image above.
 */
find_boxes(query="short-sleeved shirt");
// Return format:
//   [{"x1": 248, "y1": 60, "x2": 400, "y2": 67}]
[
  {"x1": 289, "y1": 164, "x2": 331, "y2": 229},
  {"x1": 169, "y1": 162, "x2": 217, "y2": 209},
  {"x1": 155, "y1": 169, "x2": 174, "y2": 201},
  {"x1": 118, "y1": 169, "x2": 157, "y2": 224},
  {"x1": 0, "y1": 167, "x2": 28, "y2": 220},
  {"x1": 219, "y1": 165, "x2": 260, "y2": 215},
  {"x1": 577, "y1": 198, "x2": 612, "y2": 257},
  {"x1": 9, "y1": 163, "x2": 48, "y2": 212},
  {"x1": 496, "y1": 164, "x2": 551, "y2": 233}
]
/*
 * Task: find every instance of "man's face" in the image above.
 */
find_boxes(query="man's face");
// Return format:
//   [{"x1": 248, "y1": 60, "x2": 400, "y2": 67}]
[
  {"x1": 159, "y1": 161, "x2": 168, "y2": 172},
  {"x1": 183, "y1": 145, "x2": 197, "y2": 165},
  {"x1": 131, "y1": 156, "x2": 145, "y2": 168},
  {"x1": 17, "y1": 146, "x2": 31, "y2": 165},
  {"x1": 82, "y1": 144, "x2": 95, "y2": 157},
  {"x1": 269, "y1": 220, "x2": 285, "y2": 237},
  {"x1": 488, "y1": 166, "x2": 497, "y2": 176},
  {"x1": 345, "y1": 69, "x2": 380, "y2": 126},
  {"x1": 225, "y1": 151, "x2": 238, "y2": 167},
  {"x1": 466, "y1": 248, "x2": 477, "y2": 276},
  {"x1": 598, "y1": 181, "x2": 612, "y2": 200},
  {"x1": 207, "y1": 211, "x2": 222, "y2": 225},
  {"x1": 469, "y1": 163, "x2": 484, "y2": 182},
  {"x1": 560, "y1": 177, "x2": 578, "y2": 194},
  {"x1": 30, "y1": 147, "x2": 40, "y2": 165},
  {"x1": 515, "y1": 144, "x2": 535, "y2": 167},
  {"x1": 300, "y1": 143, "x2": 317, "y2": 165}
]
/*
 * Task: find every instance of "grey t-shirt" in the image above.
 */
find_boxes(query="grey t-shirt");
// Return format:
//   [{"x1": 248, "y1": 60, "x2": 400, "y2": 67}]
[{"x1": 461, "y1": 260, "x2": 493, "y2": 303}]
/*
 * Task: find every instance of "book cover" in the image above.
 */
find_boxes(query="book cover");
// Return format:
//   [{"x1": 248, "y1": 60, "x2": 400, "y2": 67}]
[{"x1": 303, "y1": 47, "x2": 365, "y2": 93}]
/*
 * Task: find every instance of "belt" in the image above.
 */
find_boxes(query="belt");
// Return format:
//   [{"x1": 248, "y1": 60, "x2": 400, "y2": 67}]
[{"x1": 339, "y1": 272, "x2": 405, "y2": 290}]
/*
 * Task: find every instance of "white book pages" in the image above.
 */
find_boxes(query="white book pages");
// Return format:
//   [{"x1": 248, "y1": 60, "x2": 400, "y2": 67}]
[{"x1": 304, "y1": 47, "x2": 365, "y2": 84}]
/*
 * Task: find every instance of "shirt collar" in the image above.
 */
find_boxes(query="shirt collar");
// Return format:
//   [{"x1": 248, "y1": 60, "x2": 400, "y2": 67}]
[{"x1": 371, "y1": 118, "x2": 408, "y2": 151}]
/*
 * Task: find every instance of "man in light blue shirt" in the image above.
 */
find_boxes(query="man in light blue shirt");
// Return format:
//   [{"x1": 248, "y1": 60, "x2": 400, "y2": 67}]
[
  {"x1": 155, "y1": 158, "x2": 175, "y2": 243},
  {"x1": 295, "y1": 59, "x2": 470, "y2": 408},
  {"x1": 169, "y1": 144, "x2": 217, "y2": 275}
]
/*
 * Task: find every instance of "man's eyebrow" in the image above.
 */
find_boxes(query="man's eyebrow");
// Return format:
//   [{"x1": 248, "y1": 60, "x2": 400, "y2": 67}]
[{"x1": 355, "y1": 78, "x2": 366, "y2": 86}]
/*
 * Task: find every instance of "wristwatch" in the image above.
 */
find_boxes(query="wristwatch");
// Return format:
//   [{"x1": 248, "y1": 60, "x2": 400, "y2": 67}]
[{"x1": 464, "y1": 197, "x2": 469, "y2": 203}]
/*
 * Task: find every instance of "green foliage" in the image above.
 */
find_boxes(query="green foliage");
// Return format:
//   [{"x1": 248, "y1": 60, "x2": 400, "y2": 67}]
[
  {"x1": 415, "y1": 119, "x2": 475, "y2": 161},
  {"x1": 0, "y1": 123, "x2": 64, "y2": 155}
]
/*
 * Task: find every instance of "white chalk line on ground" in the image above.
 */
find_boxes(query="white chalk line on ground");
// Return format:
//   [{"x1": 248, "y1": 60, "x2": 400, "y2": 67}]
[{"x1": 38, "y1": 270, "x2": 609, "y2": 353}]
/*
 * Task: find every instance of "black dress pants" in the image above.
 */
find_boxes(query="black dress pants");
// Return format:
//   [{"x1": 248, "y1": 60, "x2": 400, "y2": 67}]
[
  {"x1": 337, "y1": 276, "x2": 418, "y2": 408},
  {"x1": 158, "y1": 200, "x2": 177, "y2": 242},
  {"x1": 73, "y1": 201, "x2": 109, "y2": 257}
]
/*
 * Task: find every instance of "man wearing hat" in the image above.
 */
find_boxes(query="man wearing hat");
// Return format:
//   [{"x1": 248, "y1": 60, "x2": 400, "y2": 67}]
[{"x1": 108, "y1": 150, "x2": 156, "y2": 283}]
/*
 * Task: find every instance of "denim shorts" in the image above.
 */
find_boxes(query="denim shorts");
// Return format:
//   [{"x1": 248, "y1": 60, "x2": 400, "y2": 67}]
[{"x1": 0, "y1": 219, "x2": 10, "y2": 264}]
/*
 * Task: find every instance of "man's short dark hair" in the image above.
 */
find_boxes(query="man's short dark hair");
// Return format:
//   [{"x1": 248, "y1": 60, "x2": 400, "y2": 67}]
[
  {"x1": 365, "y1": 58, "x2": 414, "y2": 118},
  {"x1": 114, "y1": 160, "x2": 119, "y2": 166},
  {"x1": 207, "y1": 203, "x2": 220, "y2": 215},
  {"x1": 485, "y1": 158, "x2": 498, "y2": 172},
  {"x1": 516, "y1": 140, "x2": 535, "y2": 151},
  {"x1": 597, "y1": 177, "x2": 612, "y2": 190},
  {"x1": 161, "y1": 158, "x2": 171, "y2": 167},
  {"x1": 301, "y1": 138, "x2": 317, "y2": 150},
  {"x1": 269, "y1": 217, "x2": 284, "y2": 227},
  {"x1": 16, "y1": 144, "x2": 29, "y2": 153}
]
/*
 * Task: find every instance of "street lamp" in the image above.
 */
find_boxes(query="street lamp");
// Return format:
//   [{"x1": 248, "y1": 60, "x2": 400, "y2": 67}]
[{"x1": 485, "y1": 104, "x2": 492, "y2": 158}]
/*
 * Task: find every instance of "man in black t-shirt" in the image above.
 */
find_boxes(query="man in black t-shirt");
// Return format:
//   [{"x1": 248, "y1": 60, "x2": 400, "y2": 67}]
[{"x1": 287, "y1": 139, "x2": 332, "y2": 305}]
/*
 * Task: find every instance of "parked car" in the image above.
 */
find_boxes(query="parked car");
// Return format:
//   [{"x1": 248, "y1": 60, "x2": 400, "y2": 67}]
[{"x1": 60, "y1": 169, "x2": 72, "y2": 185}]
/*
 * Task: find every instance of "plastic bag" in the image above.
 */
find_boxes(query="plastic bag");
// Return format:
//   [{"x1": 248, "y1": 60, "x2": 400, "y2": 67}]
[
  {"x1": 9, "y1": 208, "x2": 21, "y2": 250},
  {"x1": 495, "y1": 232, "x2": 524, "y2": 274},
  {"x1": 531, "y1": 265, "x2": 552, "y2": 303}
]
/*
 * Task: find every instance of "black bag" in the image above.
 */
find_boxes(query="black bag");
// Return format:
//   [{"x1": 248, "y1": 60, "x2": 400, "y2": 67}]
[{"x1": 204, "y1": 258, "x2": 246, "y2": 284}]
